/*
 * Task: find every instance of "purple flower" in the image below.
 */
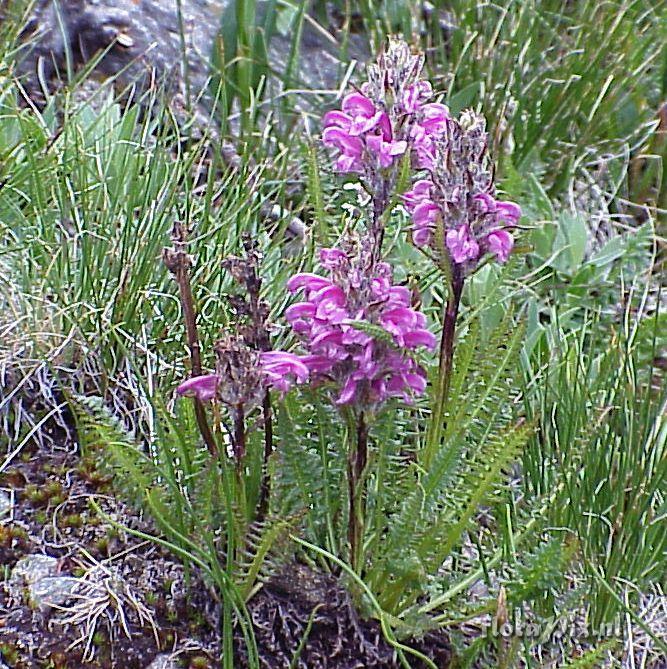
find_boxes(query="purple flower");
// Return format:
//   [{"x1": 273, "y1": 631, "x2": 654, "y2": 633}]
[
  {"x1": 260, "y1": 351, "x2": 310, "y2": 394},
  {"x1": 446, "y1": 225, "x2": 480, "y2": 264},
  {"x1": 474, "y1": 192, "x2": 497, "y2": 214},
  {"x1": 321, "y1": 46, "x2": 440, "y2": 178},
  {"x1": 319, "y1": 248, "x2": 348, "y2": 270},
  {"x1": 495, "y1": 201, "x2": 522, "y2": 226},
  {"x1": 405, "y1": 109, "x2": 522, "y2": 273},
  {"x1": 403, "y1": 329, "x2": 437, "y2": 349},
  {"x1": 366, "y1": 134, "x2": 408, "y2": 168},
  {"x1": 285, "y1": 302, "x2": 317, "y2": 321},
  {"x1": 403, "y1": 179, "x2": 433, "y2": 212},
  {"x1": 322, "y1": 127, "x2": 364, "y2": 155},
  {"x1": 287, "y1": 273, "x2": 332, "y2": 293},
  {"x1": 412, "y1": 201, "x2": 439, "y2": 225},
  {"x1": 322, "y1": 110, "x2": 353, "y2": 131},
  {"x1": 419, "y1": 103, "x2": 450, "y2": 136},
  {"x1": 176, "y1": 374, "x2": 220, "y2": 402},
  {"x1": 323, "y1": 93, "x2": 381, "y2": 136},
  {"x1": 408, "y1": 124, "x2": 434, "y2": 167},
  {"x1": 401, "y1": 80, "x2": 433, "y2": 114},
  {"x1": 485, "y1": 229, "x2": 514, "y2": 263}
]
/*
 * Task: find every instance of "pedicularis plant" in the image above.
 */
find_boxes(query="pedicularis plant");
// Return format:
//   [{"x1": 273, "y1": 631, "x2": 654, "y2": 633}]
[{"x1": 171, "y1": 37, "x2": 533, "y2": 663}]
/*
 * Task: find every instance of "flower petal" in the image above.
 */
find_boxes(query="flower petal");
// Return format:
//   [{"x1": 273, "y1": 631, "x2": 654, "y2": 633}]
[{"x1": 176, "y1": 374, "x2": 219, "y2": 402}]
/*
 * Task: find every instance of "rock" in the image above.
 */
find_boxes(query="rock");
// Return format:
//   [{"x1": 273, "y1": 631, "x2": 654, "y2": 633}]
[
  {"x1": 8, "y1": 553, "x2": 79, "y2": 611},
  {"x1": 10, "y1": 0, "x2": 363, "y2": 112},
  {"x1": 29, "y1": 575, "x2": 80, "y2": 609},
  {"x1": 0, "y1": 489, "x2": 12, "y2": 518},
  {"x1": 9, "y1": 553, "x2": 59, "y2": 586},
  {"x1": 145, "y1": 654, "x2": 179, "y2": 669}
]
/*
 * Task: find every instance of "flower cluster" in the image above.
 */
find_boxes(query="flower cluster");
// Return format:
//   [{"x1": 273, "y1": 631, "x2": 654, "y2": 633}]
[
  {"x1": 322, "y1": 38, "x2": 449, "y2": 176},
  {"x1": 403, "y1": 110, "x2": 521, "y2": 271},
  {"x1": 284, "y1": 240, "x2": 436, "y2": 408}
]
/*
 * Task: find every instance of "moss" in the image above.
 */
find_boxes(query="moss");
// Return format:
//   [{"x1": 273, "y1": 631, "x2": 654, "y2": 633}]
[
  {"x1": 0, "y1": 643, "x2": 20, "y2": 665},
  {"x1": 25, "y1": 483, "x2": 47, "y2": 505},
  {"x1": 61, "y1": 513, "x2": 83, "y2": 528},
  {"x1": 162, "y1": 577, "x2": 175, "y2": 593},
  {"x1": 93, "y1": 536, "x2": 109, "y2": 554},
  {"x1": 0, "y1": 524, "x2": 28, "y2": 547},
  {"x1": 44, "y1": 480, "x2": 63, "y2": 497},
  {"x1": 0, "y1": 468, "x2": 25, "y2": 487}
]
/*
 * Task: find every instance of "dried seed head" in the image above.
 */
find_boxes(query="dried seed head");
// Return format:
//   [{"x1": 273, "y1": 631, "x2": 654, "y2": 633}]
[{"x1": 214, "y1": 335, "x2": 266, "y2": 410}]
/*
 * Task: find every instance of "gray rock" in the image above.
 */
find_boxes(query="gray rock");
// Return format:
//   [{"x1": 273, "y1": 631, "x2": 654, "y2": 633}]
[
  {"x1": 9, "y1": 554, "x2": 59, "y2": 587},
  {"x1": 10, "y1": 0, "x2": 363, "y2": 111},
  {"x1": 8, "y1": 553, "x2": 79, "y2": 611},
  {"x1": 29, "y1": 575, "x2": 81, "y2": 609},
  {"x1": 145, "y1": 654, "x2": 179, "y2": 669},
  {"x1": 0, "y1": 488, "x2": 12, "y2": 518}
]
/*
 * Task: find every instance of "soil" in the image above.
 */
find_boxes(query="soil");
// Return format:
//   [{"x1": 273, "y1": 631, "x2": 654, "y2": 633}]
[
  {"x1": 0, "y1": 429, "x2": 452, "y2": 669},
  {"x1": 236, "y1": 564, "x2": 452, "y2": 669},
  {"x1": 0, "y1": 438, "x2": 220, "y2": 668}
]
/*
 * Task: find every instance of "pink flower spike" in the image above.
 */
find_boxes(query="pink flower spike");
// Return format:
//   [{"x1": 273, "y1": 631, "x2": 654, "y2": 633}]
[
  {"x1": 287, "y1": 273, "x2": 331, "y2": 293},
  {"x1": 177, "y1": 374, "x2": 219, "y2": 402},
  {"x1": 446, "y1": 225, "x2": 480, "y2": 264},
  {"x1": 486, "y1": 229, "x2": 514, "y2": 263},
  {"x1": 495, "y1": 201, "x2": 522, "y2": 226}
]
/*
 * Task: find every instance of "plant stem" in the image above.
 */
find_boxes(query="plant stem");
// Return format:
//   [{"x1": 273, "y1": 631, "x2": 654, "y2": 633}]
[
  {"x1": 257, "y1": 390, "x2": 273, "y2": 518},
  {"x1": 347, "y1": 409, "x2": 369, "y2": 573},
  {"x1": 423, "y1": 269, "x2": 464, "y2": 467},
  {"x1": 232, "y1": 403, "x2": 246, "y2": 464},
  {"x1": 439, "y1": 269, "x2": 464, "y2": 391},
  {"x1": 163, "y1": 222, "x2": 218, "y2": 457}
]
